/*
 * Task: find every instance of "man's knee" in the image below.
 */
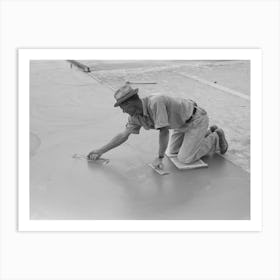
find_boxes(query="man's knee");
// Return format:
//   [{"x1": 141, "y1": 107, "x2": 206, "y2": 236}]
[{"x1": 177, "y1": 153, "x2": 194, "y2": 164}]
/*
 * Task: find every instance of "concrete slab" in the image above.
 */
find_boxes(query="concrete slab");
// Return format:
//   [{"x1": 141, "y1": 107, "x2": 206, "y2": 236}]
[{"x1": 29, "y1": 60, "x2": 250, "y2": 220}]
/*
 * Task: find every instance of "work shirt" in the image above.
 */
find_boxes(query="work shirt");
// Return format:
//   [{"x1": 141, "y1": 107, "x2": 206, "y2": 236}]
[{"x1": 126, "y1": 95, "x2": 195, "y2": 134}]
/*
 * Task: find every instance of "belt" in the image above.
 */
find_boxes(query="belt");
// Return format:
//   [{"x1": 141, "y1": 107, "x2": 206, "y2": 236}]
[{"x1": 185, "y1": 104, "x2": 197, "y2": 123}]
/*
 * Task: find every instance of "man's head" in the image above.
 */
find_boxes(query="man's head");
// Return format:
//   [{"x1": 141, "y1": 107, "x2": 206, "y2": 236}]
[{"x1": 114, "y1": 83, "x2": 143, "y2": 116}]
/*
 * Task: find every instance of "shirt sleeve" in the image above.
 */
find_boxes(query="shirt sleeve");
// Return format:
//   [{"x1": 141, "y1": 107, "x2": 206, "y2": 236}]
[
  {"x1": 151, "y1": 97, "x2": 170, "y2": 129},
  {"x1": 125, "y1": 116, "x2": 141, "y2": 134}
]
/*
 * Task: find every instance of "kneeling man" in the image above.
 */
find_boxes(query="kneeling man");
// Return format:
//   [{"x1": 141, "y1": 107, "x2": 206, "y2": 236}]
[{"x1": 88, "y1": 82, "x2": 228, "y2": 170}]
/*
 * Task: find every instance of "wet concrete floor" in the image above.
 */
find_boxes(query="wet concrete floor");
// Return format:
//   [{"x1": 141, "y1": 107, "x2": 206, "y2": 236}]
[{"x1": 30, "y1": 60, "x2": 250, "y2": 220}]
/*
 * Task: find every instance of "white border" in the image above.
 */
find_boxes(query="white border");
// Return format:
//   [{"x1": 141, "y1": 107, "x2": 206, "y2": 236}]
[{"x1": 18, "y1": 48, "x2": 262, "y2": 232}]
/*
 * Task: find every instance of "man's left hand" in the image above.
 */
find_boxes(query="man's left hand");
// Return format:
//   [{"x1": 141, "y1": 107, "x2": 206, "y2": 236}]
[{"x1": 152, "y1": 157, "x2": 164, "y2": 170}]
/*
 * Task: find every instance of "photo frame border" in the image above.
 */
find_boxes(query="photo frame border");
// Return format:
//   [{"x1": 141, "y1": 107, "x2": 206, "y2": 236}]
[{"x1": 18, "y1": 48, "x2": 262, "y2": 232}]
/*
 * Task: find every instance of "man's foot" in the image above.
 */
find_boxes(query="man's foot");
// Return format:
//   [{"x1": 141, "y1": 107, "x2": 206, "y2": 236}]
[
  {"x1": 215, "y1": 128, "x2": 228, "y2": 154},
  {"x1": 210, "y1": 125, "x2": 218, "y2": 132},
  {"x1": 205, "y1": 125, "x2": 219, "y2": 137}
]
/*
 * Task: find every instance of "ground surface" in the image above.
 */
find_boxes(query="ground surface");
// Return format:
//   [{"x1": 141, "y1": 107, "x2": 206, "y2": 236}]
[{"x1": 30, "y1": 60, "x2": 250, "y2": 220}]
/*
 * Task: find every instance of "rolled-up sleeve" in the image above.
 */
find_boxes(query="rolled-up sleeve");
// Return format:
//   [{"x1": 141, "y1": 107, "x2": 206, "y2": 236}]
[
  {"x1": 125, "y1": 116, "x2": 141, "y2": 134},
  {"x1": 151, "y1": 99, "x2": 170, "y2": 129}
]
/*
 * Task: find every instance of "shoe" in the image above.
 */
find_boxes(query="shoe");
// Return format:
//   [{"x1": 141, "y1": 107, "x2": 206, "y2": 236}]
[
  {"x1": 205, "y1": 125, "x2": 219, "y2": 137},
  {"x1": 210, "y1": 125, "x2": 218, "y2": 132},
  {"x1": 215, "y1": 128, "x2": 228, "y2": 154}
]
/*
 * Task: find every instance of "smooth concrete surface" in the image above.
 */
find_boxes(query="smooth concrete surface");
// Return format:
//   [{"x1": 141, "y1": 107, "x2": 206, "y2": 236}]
[{"x1": 30, "y1": 60, "x2": 250, "y2": 220}]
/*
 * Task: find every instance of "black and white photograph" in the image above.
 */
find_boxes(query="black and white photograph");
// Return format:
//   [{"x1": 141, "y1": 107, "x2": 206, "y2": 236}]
[
  {"x1": 18, "y1": 49, "x2": 261, "y2": 231},
  {"x1": 30, "y1": 58, "x2": 250, "y2": 220}
]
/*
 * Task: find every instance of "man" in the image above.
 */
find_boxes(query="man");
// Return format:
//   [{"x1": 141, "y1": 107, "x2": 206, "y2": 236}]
[{"x1": 87, "y1": 82, "x2": 228, "y2": 170}]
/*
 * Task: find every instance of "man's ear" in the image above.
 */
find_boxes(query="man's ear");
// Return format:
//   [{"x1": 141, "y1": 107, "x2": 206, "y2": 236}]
[{"x1": 125, "y1": 100, "x2": 132, "y2": 106}]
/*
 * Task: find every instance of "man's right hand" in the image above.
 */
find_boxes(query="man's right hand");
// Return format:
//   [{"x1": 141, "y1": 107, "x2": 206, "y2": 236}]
[
  {"x1": 87, "y1": 150, "x2": 103, "y2": 160},
  {"x1": 86, "y1": 130, "x2": 131, "y2": 161}
]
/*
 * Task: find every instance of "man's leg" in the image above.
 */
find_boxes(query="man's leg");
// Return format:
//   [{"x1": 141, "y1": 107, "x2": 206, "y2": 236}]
[{"x1": 177, "y1": 109, "x2": 219, "y2": 163}]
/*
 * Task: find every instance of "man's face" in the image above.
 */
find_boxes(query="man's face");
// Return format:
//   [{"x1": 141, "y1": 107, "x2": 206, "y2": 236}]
[{"x1": 119, "y1": 100, "x2": 139, "y2": 116}]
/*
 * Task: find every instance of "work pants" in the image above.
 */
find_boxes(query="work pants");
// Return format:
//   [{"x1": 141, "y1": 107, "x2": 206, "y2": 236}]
[{"x1": 167, "y1": 107, "x2": 219, "y2": 163}]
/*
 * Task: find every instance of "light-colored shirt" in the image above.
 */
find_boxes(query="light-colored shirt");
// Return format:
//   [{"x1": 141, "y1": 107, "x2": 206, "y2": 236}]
[{"x1": 126, "y1": 95, "x2": 195, "y2": 134}]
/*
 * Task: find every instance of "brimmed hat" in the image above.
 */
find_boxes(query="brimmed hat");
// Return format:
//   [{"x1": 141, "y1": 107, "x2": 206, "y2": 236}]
[{"x1": 114, "y1": 83, "x2": 139, "y2": 107}]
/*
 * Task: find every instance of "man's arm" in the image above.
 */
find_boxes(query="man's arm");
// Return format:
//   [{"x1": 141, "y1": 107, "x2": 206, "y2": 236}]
[
  {"x1": 158, "y1": 126, "x2": 169, "y2": 157},
  {"x1": 152, "y1": 126, "x2": 169, "y2": 169},
  {"x1": 88, "y1": 129, "x2": 132, "y2": 160}
]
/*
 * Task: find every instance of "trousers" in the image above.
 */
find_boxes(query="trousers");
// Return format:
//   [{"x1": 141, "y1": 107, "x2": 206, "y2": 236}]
[{"x1": 167, "y1": 107, "x2": 219, "y2": 163}]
